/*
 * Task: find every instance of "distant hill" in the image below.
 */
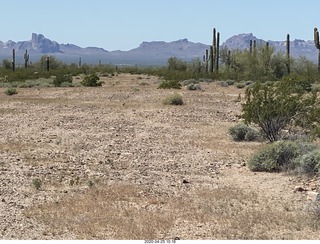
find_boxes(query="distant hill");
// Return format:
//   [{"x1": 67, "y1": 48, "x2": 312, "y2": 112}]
[
  {"x1": 222, "y1": 33, "x2": 317, "y2": 63},
  {"x1": 0, "y1": 33, "x2": 318, "y2": 65}
]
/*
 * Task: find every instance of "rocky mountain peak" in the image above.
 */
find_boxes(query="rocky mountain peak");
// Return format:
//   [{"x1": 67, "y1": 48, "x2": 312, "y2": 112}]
[
  {"x1": 222, "y1": 33, "x2": 265, "y2": 50},
  {"x1": 30, "y1": 33, "x2": 61, "y2": 53}
]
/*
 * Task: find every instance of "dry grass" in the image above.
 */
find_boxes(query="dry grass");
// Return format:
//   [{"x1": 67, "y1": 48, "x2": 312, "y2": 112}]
[
  {"x1": 26, "y1": 183, "x2": 320, "y2": 240},
  {"x1": 26, "y1": 184, "x2": 175, "y2": 239}
]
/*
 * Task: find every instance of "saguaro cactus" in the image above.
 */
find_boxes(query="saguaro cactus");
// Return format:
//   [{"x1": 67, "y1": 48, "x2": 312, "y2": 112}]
[
  {"x1": 12, "y1": 49, "x2": 15, "y2": 71},
  {"x1": 209, "y1": 45, "x2": 214, "y2": 73},
  {"x1": 226, "y1": 50, "x2": 231, "y2": 69},
  {"x1": 207, "y1": 27, "x2": 220, "y2": 73},
  {"x1": 215, "y1": 32, "x2": 220, "y2": 73},
  {"x1": 286, "y1": 34, "x2": 290, "y2": 74},
  {"x1": 314, "y1": 28, "x2": 320, "y2": 72},
  {"x1": 211, "y1": 28, "x2": 217, "y2": 73},
  {"x1": 249, "y1": 40, "x2": 253, "y2": 54},
  {"x1": 46, "y1": 56, "x2": 50, "y2": 71},
  {"x1": 24, "y1": 49, "x2": 29, "y2": 68},
  {"x1": 205, "y1": 49, "x2": 209, "y2": 72}
]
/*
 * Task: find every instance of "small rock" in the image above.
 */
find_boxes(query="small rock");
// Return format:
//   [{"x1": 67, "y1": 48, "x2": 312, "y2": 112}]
[
  {"x1": 182, "y1": 179, "x2": 190, "y2": 184},
  {"x1": 307, "y1": 191, "x2": 320, "y2": 201},
  {"x1": 294, "y1": 186, "x2": 307, "y2": 192},
  {"x1": 309, "y1": 182, "x2": 317, "y2": 191}
]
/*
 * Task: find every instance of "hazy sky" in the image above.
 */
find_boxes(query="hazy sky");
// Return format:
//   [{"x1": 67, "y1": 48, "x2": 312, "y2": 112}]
[{"x1": 2, "y1": 0, "x2": 319, "y2": 51}]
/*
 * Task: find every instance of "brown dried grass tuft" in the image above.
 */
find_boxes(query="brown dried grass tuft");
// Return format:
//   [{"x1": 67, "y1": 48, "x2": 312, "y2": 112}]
[
  {"x1": 26, "y1": 183, "x2": 320, "y2": 240},
  {"x1": 26, "y1": 184, "x2": 175, "y2": 239}
]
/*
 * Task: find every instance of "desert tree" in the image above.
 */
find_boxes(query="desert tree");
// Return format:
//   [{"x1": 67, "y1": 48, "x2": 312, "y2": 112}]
[
  {"x1": 242, "y1": 77, "x2": 320, "y2": 142},
  {"x1": 167, "y1": 57, "x2": 187, "y2": 71}
]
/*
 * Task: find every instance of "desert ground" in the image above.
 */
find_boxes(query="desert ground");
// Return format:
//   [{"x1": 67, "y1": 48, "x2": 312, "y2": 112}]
[{"x1": 0, "y1": 73, "x2": 319, "y2": 240}]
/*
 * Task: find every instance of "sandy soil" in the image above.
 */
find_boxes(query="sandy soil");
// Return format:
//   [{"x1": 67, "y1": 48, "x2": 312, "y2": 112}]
[{"x1": 0, "y1": 74, "x2": 319, "y2": 240}]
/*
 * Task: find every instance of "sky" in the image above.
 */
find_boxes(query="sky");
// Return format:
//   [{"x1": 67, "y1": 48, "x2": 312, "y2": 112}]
[{"x1": 2, "y1": 0, "x2": 320, "y2": 51}]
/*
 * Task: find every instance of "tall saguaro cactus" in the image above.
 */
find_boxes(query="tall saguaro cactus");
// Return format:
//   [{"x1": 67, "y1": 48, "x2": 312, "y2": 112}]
[
  {"x1": 24, "y1": 49, "x2": 30, "y2": 68},
  {"x1": 207, "y1": 27, "x2": 220, "y2": 73},
  {"x1": 286, "y1": 34, "x2": 291, "y2": 74},
  {"x1": 209, "y1": 45, "x2": 214, "y2": 73},
  {"x1": 211, "y1": 28, "x2": 217, "y2": 73},
  {"x1": 215, "y1": 32, "x2": 220, "y2": 73},
  {"x1": 46, "y1": 56, "x2": 50, "y2": 71},
  {"x1": 205, "y1": 49, "x2": 209, "y2": 72},
  {"x1": 314, "y1": 28, "x2": 320, "y2": 72},
  {"x1": 12, "y1": 49, "x2": 15, "y2": 71}
]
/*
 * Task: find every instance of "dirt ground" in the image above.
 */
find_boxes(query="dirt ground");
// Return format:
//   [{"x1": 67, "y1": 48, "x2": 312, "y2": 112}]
[{"x1": 0, "y1": 74, "x2": 319, "y2": 240}]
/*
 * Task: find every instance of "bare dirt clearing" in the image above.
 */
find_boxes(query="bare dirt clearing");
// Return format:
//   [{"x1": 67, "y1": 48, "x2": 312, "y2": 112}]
[{"x1": 0, "y1": 74, "x2": 319, "y2": 239}]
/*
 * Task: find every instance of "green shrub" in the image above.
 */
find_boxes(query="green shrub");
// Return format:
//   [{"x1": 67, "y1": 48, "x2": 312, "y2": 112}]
[
  {"x1": 60, "y1": 82, "x2": 74, "y2": 87},
  {"x1": 182, "y1": 79, "x2": 198, "y2": 86},
  {"x1": 186, "y1": 83, "x2": 202, "y2": 91},
  {"x1": 236, "y1": 82, "x2": 246, "y2": 89},
  {"x1": 53, "y1": 74, "x2": 73, "y2": 87},
  {"x1": 311, "y1": 83, "x2": 320, "y2": 93},
  {"x1": 249, "y1": 140, "x2": 300, "y2": 172},
  {"x1": 0, "y1": 83, "x2": 14, "y2": 88},
  {"x1": 229, "y1": 124, "x2": 259, "y2": 141},
  {"x1": 81, "y1": 74, "x2": 102, "y2": 87},
  {"x1": 242, "y1": 80, "x2": 320, "y2": 142},
  {"x1": 17, "y1": 83, "x2": 29, "y2": 88},
  {"x1": 226, "y1": 80, "x2": 236, "y2": 86},
  {"x1": 0, "y1": 76, "x2": 9, "y2": 82},
  {"x1": 32, "y1": 178, "x2": 42, "y2": 190},
  {"x1": 163, "y1": 93, "x2": 184, "y2": 105},
  {"x1": 217, "y1": 81, "x2": 229, "y2": 87},
  {"x1": 4, "y1": 88, "x2": 18, "y2": 96},
  {"x1": 297, "y1": 150, "x2": 320, "y2": 173},
  {"x1": 158, "y1": 80, "x2": 181, "y2": 89}
]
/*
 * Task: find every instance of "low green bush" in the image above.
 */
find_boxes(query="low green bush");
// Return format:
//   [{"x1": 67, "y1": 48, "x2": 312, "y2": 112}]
[
  {"x1": 236, "y1": 82, "x2": 246, "y2": 89},
  {"x1": 217, "y1": 80, "x2": 236, "y2": 87},
  {"x1": 32, "y1": 178, "x2": 42, "y2": 190},
  {"x1": 53, "y1": 74, "x2": 73, "y2": 87},
  {"x1": 186, "y1": 83, "x2": 202, "y2": 91},
  {"x1": 163, "y1": 93, "x2": 184, "y2": 105},
  {"x1": 249, "y1": 140, "x2": 300, "y2": 172},
  {"x1": 229, "y1": 124, "x2": 259, "y2": 142},
  {"x1": 60, "y1": 82, "x2": 74, "y2": 87},
  {"x1": 81, "y1": 74, "x2": 102, "y2": 87},
  {"x1": 182, "y1": 79, "x2": 199, "y2": 86},
  {"x1": 158, "y1": 80, "x2": 181, "y2": 89},
  {"x1": 4, "y1": 88, "x2": 18, "y2": 96},
  {"x1": 297, "y1": 150, "x2": 320, "y2": 173}
]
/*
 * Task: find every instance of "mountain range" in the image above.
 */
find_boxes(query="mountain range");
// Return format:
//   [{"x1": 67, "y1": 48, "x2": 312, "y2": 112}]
[{"x1": 0, "y1": 33, "x2": 318, "y2": 66}]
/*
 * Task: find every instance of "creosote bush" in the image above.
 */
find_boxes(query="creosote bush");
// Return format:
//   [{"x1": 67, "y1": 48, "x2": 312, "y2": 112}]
[
  {"x1": 163, "y1": 93, "x2": 184, "y2": 105},
  {"x1": 249, "y1": 140, "x2": 300, "y2": 172},
  {"x1": 81, "y1": 74, "x2": 102, "y2": 87},
  {"x1": 249, "y1": 140, "x2": 317, "y2": 172},
  {"x1": 186, "y1": 83, "x2": 202, "y2": 91},
  {"x1": 229, "y1": 124, "x2": 259, "y2": 141},
  {"x1": 53, "y1": 74, "x2": 73, "y2": 87},
  {"x1": 32, "y1": 178, "x2": 42, "y2": 190},
  {"x1": 4, "y1": 88, "x2": 18, "y2": 96},
  {"x1": 297, "y1": 150, "x2": 320, "y2": 173},
  {"x1": 242, "y1": 78, "x2": 320, "y2": 142},
  {"x1": 158, "y1": 80, "x2": 181, "y2": 89}
]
